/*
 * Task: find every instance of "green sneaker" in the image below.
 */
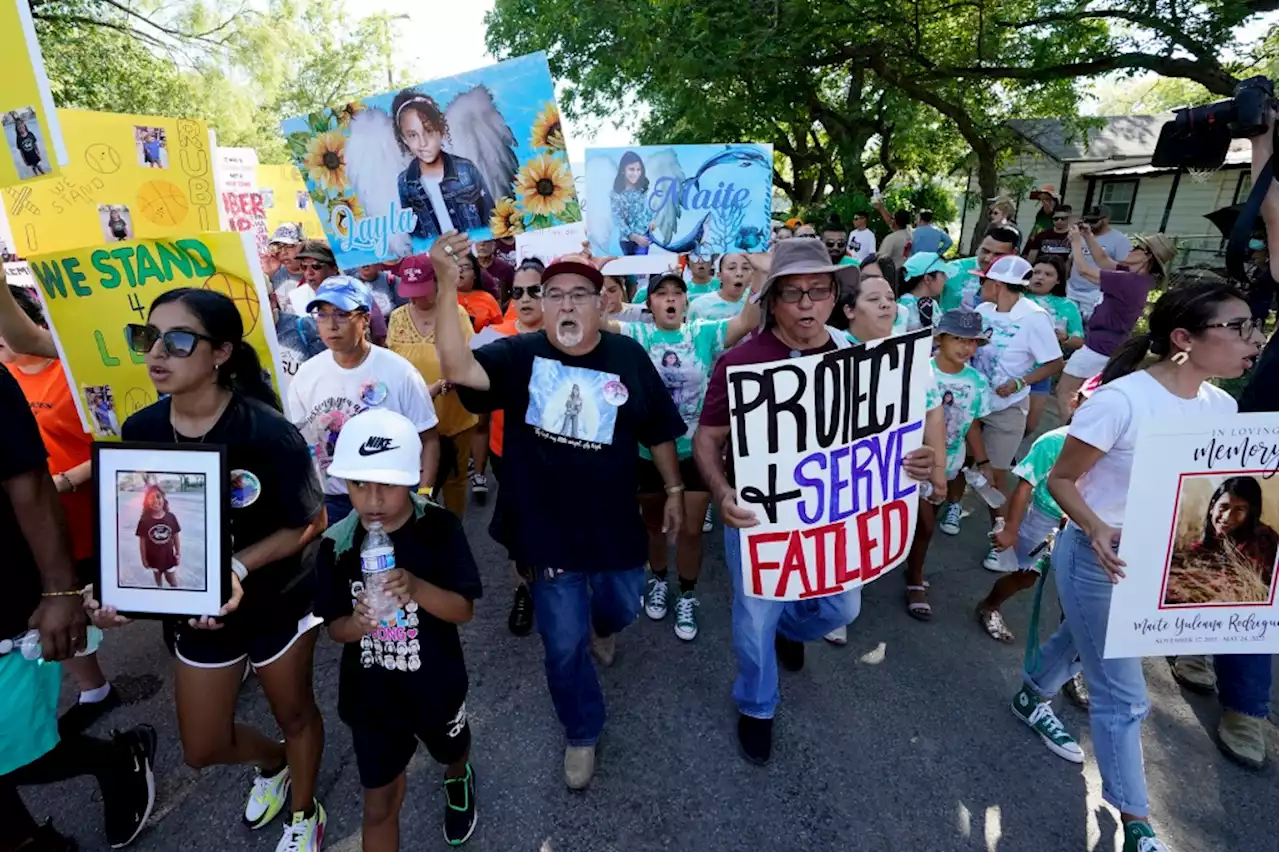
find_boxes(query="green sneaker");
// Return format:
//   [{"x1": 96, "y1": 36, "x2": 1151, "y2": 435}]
[
  {"x1": 244, "y1": 763, "x2": 291, "y2": 829},
  {"x1": 1123, "y1": 820, "x2": 1171, "y2": 852},
  {"x1": 673, "y1": 591, "x2": 699, "y2": 641},
  {"x1": 1011, "y1": 684, "x2": 1084, "y2": 763},
  {"x1": 275, "y1": 800, "x2": 325, "y2": 852}
]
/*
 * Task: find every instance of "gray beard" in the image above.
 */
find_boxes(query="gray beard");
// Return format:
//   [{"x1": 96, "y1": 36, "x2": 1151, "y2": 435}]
[{"x1": 555, "y1": 322, "x2": 584, "y2": 348}]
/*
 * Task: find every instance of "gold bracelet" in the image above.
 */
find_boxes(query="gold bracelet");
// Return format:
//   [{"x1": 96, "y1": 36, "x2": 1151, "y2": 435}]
[
  {"x1": 664, "y1": 484, "x2": 685, "y2": 496},
  {"x1": 41, "y1": 588, "x2": 85, "y2": 598}
]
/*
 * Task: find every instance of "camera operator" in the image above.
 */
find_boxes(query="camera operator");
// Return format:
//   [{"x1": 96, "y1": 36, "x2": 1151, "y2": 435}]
[{"x1": 1170, "y1": 105, "x2": 1277, "y2": 771}]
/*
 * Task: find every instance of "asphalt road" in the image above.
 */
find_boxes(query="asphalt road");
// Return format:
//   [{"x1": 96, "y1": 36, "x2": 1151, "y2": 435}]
[{"x1": 21, "y1": 422, "x2": 1279, "y2": 852}]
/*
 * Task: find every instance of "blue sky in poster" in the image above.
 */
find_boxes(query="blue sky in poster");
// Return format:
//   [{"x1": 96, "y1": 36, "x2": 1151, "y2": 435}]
[
  {"x1": 281, "y1": 52, "x2": 578, "y2": 268},
  {"x1": 583, "y1": 144, "x2": 773, "y2": 259}
]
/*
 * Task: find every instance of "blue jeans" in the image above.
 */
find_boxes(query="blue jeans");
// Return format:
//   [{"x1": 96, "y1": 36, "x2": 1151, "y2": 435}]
[
  {"x1": 324, "y1": 494, "x2": 353, "y2": 527},
  {"x1": 1025, "y1": 522, "x2": 1149, "y2": 815},
  {"x1": 725, "y1": 527, "x2": 862, "y2": 719},
  {"x1": 528, "y1": 567, "x2": 645, "y2": 746},
  {"x1": 1216, "y1": 653, "x2": 1274, "y2": 718}
]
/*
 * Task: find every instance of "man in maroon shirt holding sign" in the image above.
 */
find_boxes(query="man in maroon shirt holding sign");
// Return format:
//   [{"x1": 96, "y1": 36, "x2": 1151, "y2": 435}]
[{"x1": 693, "y1": 238, "x2": 938, "y2": 765}]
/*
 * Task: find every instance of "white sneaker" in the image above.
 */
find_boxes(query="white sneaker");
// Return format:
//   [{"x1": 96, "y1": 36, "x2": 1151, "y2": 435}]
[
  {"x1": 644, "y1": 576, "x2": 669, "y2": 620},
  {"x1": 244, "y1": 763, "x2": 291, "y2": 829},
  {"x1": 274, "y1": 802, "x2": 325, "y2": 852},
  {"x1": 701, "y1": 505, "x2": 714, "y2": 533},
  {"x1": 938, "y1": 502, "x2": 962, "y2": 535},
  {"x1": 824, "y1": 624, "x2": 848, "y2": 645}
]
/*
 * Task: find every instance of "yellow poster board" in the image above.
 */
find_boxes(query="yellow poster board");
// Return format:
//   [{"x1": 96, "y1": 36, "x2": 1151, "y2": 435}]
[
  {"x1": 0, "y1": 0, "x2": 66, "y2": 187},
  {"x1": 257, "y1": 163, "x2": 324, "y2": 239},
  {"x1": 3, "y1": 109, "x2": 217, "y2": 255},
  {"x1": 29, "y1": 231, "x2": 284, "y2": 438}
]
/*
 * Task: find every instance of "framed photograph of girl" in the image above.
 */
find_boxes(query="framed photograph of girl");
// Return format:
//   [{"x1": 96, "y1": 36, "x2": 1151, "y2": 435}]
[{"x1": 94, "y1": 442, "x2": 231, "y2": 618}]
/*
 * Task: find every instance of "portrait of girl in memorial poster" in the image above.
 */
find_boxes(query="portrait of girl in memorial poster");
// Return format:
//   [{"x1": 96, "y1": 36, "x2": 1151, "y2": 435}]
[{"x1": 1162, "y1": 473, "x2": 1279, "y2": 607}]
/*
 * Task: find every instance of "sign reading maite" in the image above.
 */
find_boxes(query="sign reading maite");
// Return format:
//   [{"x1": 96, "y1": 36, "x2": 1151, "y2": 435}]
[{"x1": 727, "y1": 329, "x2": 933, "y2": 600}]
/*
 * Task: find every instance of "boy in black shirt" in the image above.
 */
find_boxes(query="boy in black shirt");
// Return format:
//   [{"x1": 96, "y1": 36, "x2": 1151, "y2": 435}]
[{"x1": 315, "y1": 409, "x2": 482, "y2": 849}]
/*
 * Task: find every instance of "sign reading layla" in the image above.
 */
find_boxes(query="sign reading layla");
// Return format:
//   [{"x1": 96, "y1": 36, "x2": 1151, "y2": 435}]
[
  {"x1": 280, "y1": 51, "x2": 580, "y2": 269},
  {"x1": 29, "y1": 231, "x2": 285, "y2": 437},
  {"x1": 1104, "y1": 414, "x2": 1279, "y2": 658},
  {"x1": 727, "y1": 329, "x2": 933, "y2": 601},
  {"x1": 583, "y1": 143, "x2": 773, "y2": 259}
]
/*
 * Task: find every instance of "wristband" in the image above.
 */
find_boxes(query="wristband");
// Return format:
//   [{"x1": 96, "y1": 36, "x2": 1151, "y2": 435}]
[
  {"x1": 1015, "y1": 377, "x2": 1027, "y2": 392},
  {"x1": 664, "y1": 484, "x2": 685, "y2": 496},
  {"x1": 41, "y1": 588, "x2": 85, "y2": 598},
  {"x1": 231, "y1": 558, "x2": 248, "y2": 581},
  {"x1": 972, "y1": 458, "x2": 989, "y2": 468}
]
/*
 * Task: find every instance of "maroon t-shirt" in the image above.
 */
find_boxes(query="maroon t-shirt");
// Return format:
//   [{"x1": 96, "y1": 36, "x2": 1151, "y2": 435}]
[
  {"x1": 1084, "y1": 268, "x2": 1153, "y2": 356},
  {"x1": 137, "y1": 510, "x2": 181, "y2": 571},
  {"x1": 480, "y1": 256, "x2": 515, "y2": 303},
  {"x1": 701, "y1": 328, "x2": 841, "y2": 484}
]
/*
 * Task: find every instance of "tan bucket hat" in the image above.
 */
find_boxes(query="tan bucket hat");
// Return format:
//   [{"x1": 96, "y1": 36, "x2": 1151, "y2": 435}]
[
  {"x1": 1134, "y1": 233, "x2": 1176, "y2": 273},
  {"x1": 757, "y1": 238, "x2": 860, "y2": 328}
]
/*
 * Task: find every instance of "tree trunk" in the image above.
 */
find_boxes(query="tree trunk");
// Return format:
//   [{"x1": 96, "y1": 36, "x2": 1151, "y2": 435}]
[{"x1": 969, "y1": 150, "x2": 999, "y2": 253}]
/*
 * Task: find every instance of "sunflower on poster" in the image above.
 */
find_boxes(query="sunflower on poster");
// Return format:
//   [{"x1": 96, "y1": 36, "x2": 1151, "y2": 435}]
[{"x1": 280, "y1": 52, "x2": 580, "y2": 268}]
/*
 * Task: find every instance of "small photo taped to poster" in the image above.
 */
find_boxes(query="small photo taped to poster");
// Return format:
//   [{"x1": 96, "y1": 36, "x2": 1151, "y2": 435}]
[
  {"x1": 94, "y1": 442, "x2": 229, "y2": 618},
  {"x1": 1163, "y1": 472, "x2": 1279, "y2": 608},
  {"x1": 4, "y1": 107, "x2": 48, "y2": 180},
  {"x1": 83, "y1": 384, "x2": 121, "y2": 438},
  {"x1": 98, "y1": 204, "x2": 134, "y2": 242},
  {"x1": 135, "y1": 125, "x2": 168, "y2": 168}
]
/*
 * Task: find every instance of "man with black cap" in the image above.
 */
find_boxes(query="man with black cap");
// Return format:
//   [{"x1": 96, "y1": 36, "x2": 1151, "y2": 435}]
[
  {"x1": 1064, "y1": 205, "x2": 1132, "y2": 319},
  {"x1": 692, "y1": 237, "x2": 940, "y2": 765},
  {"x1": 430, "y1": 230, "x2": 686, "y2": 791}
]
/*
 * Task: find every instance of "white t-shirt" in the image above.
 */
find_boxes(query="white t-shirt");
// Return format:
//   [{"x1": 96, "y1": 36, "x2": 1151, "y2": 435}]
[
  {"x1": 420, "y1": 176, "x2": 455, "y2": 232},
  {"x1": 1069, "y1": 370, "x2": 1236, "y2": 527},
  {"x1": 847, "y1": 227, "x2": 877, "y2": 262},
  {"x1": 972, "y1": 297, "x2": 1061, "y2": 412},
  {"x1": 286, "y1": 345, "x2": 439, "y2": 495},
  {"x1": 1066, "y1": 228, "x2": 1132, "y2": 316}
]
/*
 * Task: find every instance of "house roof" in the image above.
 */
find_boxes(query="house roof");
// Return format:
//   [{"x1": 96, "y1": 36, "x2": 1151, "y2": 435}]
[
  {"x1": 1008, "y1": 115, "x2": 1174, "y2": 162},
  {"x1": 1079, "y1": 140, "x2": 1252, "y2": 177}
]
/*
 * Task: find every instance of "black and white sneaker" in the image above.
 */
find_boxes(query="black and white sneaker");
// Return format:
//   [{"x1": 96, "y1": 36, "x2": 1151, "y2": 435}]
[
  {"x1": 103, "y1": 725, "x2": 157, "y2": 848},
  {"x1": 469, "y1": 472, "x2": 488, "y2": 505},
  {"x1": 58, "y1": 684, "x2": 121, "y2": 735},
  {"x1": 442, "y1": 764, "x2": 477, "y2": 846}
]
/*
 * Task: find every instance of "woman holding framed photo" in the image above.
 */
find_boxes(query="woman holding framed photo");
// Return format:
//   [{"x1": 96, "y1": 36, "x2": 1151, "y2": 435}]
[{"x1": 94, "y1": 288, "x2": 329, "y2": 852}]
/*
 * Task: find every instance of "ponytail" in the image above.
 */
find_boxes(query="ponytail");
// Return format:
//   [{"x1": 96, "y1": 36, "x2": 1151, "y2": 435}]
[
  {"x1": 221, "y1": 340, "x2": 281, "y2": 411},
  {"x1": 1099, "y1": 332, "x2": 1152, "y2": 385}
]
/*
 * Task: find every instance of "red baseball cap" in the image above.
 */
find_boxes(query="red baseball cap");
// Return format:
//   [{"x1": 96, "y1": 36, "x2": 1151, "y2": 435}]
[
  {"x1": 397, "y1": 255, "x2": 435, "y2": 298},
  {"x1": 542, "y1": 257, "x2": 604, "y2": 292}
]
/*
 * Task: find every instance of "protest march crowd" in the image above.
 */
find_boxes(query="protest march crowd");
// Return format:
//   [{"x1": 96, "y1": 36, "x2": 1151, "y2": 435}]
[{"x1": 0, "y1": 48, "x2": 1278, "y2": 852}]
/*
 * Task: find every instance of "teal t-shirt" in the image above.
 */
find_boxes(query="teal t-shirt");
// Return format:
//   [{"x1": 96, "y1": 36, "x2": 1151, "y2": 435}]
[
  {"x1": 939, "y1": 256, "x2": 979, "y2": 312},
  {"x1": 618, "y1": 319, "x2": 728, "y2": 458},
  {"x1": 932, "y1": 359, "x2": 993, "y2": 477},
  {"x1": 1012, "y1": 426, "x2": 1068, "y2": 519},
  {"x1": 688, "y1": 289, "x2": 747, "y2": 322},
  {"x1": 1027, "y1": 293, "x2": 1084, "y2": 346}
]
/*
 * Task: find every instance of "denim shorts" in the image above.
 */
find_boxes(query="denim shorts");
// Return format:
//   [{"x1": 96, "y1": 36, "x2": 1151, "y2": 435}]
[{"x1": 1028, "y1": 375, "x2": 1053, "y2": 395}]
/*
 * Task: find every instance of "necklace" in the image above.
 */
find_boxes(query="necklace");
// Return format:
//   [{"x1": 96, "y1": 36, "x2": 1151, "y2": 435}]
[{"x1": 171, "y1": 393, "x2": 232, "y2": 443}]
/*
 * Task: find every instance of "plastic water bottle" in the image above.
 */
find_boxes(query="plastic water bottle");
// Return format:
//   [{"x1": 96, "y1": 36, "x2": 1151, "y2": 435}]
[
  {"x1": 964, "y1": 468, "x2": 1006, "y2": 509},
  {"x1": 360, "y1": 522, "x2": 399, "y2": 623},
  {"x1": 17, "y1": 625, "x2": 103, "y2": 661}
]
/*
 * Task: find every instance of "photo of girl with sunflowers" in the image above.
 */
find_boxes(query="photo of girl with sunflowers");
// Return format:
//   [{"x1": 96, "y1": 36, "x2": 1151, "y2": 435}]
[{"x1": 281, "y1": 52, "x2": 582, "y2": 270}]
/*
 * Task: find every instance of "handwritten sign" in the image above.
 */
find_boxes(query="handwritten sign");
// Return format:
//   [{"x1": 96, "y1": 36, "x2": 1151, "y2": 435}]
[
  {"x1": 727, "y1": 329, "x2": 933, "y2": 600},
  {"x1": 3, "y1": 109, "x2": 216, "y2": 255},
  {"x1": 1105, "y1": 413, "x2": 1279, "y2": 657},
  {"x1": 29, "y1": 231, "x2": 284, "y2": 437},
  {"x1": 214, "y1": 146, "x2": 269, "y2": 255}
]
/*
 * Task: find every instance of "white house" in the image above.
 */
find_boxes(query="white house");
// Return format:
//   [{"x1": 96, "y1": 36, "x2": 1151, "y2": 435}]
[{"x1": 961, "y1": 115, "x2": 1256, "y2": 269}]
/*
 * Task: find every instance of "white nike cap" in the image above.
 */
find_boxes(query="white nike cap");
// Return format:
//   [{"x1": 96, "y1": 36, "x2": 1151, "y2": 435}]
[{"x1": 327, "y1": 409, "x2": 422, "y2": 487}]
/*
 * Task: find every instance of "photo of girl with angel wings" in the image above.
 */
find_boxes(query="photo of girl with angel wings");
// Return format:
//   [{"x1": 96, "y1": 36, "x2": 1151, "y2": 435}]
[{"x1": 283, "y1": 53, "x2": 581, "y2": 268}]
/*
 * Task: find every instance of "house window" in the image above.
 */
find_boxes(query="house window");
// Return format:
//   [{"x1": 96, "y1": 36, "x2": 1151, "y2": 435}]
[{"x1": 1099, "y1": 180, "x2": 1138, "y2": 225}]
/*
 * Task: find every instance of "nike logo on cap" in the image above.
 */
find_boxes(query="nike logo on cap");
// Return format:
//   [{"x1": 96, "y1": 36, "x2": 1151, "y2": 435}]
[{"x1": 358, "y1": 436, "x2": 399, "y2": 456}]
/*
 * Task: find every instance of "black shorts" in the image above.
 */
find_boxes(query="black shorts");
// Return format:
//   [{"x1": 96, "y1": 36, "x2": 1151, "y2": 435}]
[
  {"x1": 351, "y1": 700, "x2": 471, "y2": 789},
  {"x1": 636, "y1": 455, "x2": 707, "y2": 495},
  {"x1": 170, "y1": 577, "x2": 320, "y2": 670},
  {"x1": 488, "y1": 453, "x2": 502, "y2": 483}
]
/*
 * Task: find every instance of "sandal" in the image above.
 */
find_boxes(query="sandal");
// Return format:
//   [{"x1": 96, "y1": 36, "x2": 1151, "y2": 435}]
[
  {"x1": 905, "y1": 582, "x2": 932, "y2": 621},
  {"x1": 977, "y1": 606, "x2": 1014, "y2": 643}
]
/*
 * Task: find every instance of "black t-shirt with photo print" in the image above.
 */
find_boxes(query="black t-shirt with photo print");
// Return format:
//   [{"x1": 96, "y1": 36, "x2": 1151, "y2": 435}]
[
  {"x1": 0, "y1": 365, "x2": 50, "y2": 639},
  {"x1": 455, "y1": 330, "x2": 685, "y2": 573},
  {"x1": 314, "y1": 504, "x2": 483, "y2": 728},
  {"x1": 122, "y1": 393, "x2": 324, "y2": 611}
]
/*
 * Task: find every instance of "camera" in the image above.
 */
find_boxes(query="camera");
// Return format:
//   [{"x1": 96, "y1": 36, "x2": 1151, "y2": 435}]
[{"x1": 1151, "y1": 76, "x2": 1276, "y2": 170}]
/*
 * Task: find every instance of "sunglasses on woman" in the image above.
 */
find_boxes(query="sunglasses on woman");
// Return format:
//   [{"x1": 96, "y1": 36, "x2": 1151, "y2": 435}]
[
  {"x1": 511, "y1": 284, "x2": 542, "y2": 300},
  {"x1": 126, "y1": 323, "x2": 218, "y2": 357}
]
